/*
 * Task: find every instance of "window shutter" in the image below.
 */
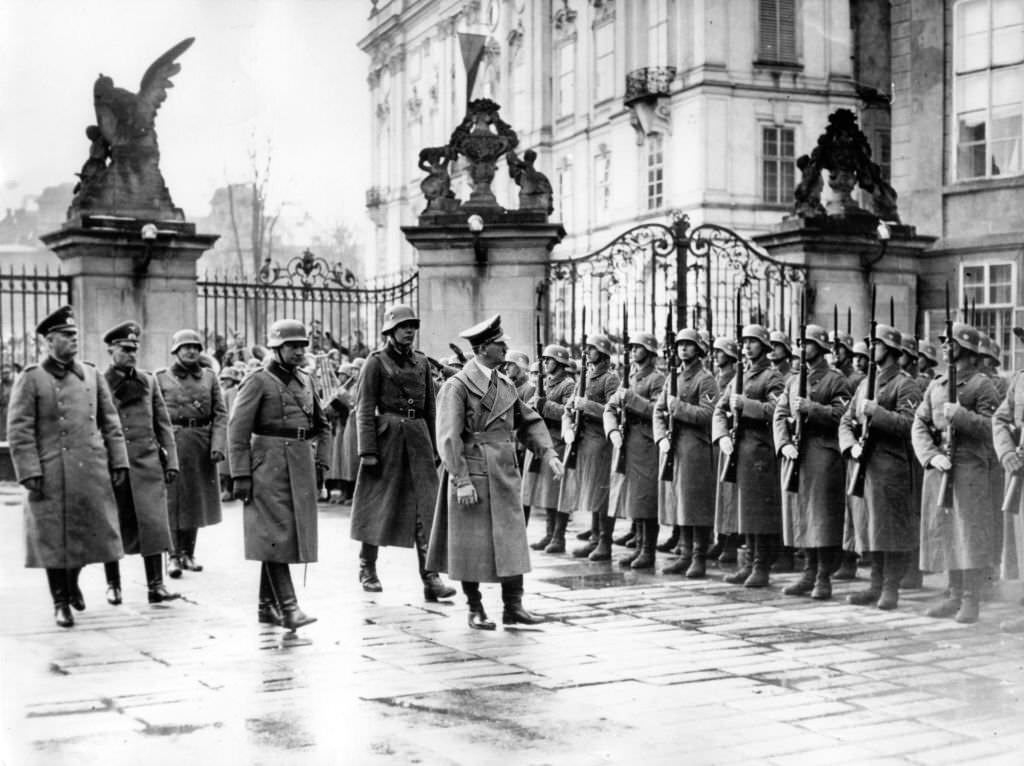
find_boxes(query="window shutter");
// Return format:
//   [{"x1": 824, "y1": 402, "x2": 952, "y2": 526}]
[
  {"x1": 759, "y1": 0, "x2": 779, "y2": 60},
  {"x1": 779, "y1": 0, "x2": 796, "y2": 62}
]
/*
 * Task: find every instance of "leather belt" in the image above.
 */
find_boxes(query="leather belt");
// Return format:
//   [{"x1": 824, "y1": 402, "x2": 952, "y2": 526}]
[
  {"x1": 463, "y1": 431, "x2": 512, "y2": 445},
  {"x1": 254, "y1": 426, "x2": 314, "y2": 440},
  {"x1": 380, "y1": 407, "x2": 423, "y2": 419},
  {"x1": 172, "y1": 416, "x2": 212, "y2": 428}
]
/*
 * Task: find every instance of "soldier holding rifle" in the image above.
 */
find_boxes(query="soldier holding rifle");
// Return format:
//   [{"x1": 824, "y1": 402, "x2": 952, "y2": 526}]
[
  {"x1": 775, "y1": 323, "x2": 851, "y2": 600},
  {"x1": 994, "y1": 326, "x2": 1024, "y2": 632},
  {"x1": 709, "y1": 337, "x2": 741, "y2": 564},
  {"x1": 912, "y1": 318, "x2": 1000, "y2": 623}
]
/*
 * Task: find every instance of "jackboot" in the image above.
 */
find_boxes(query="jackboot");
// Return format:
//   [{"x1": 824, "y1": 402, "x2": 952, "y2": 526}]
[
  {"x1": 501, "y1": 575, "x2": 546, "y2": 625},
  {"x1": 657, "y1": 525, "x2": 681, "y2": 553},
  {"x1": 955, "y1": 569, "x2": 981, "y2": 624},
  {"x1": 900, "y1": 548, "x2": 924, "y2": 589},
  {"x1": 463, "y1": 582, "x2": 495, "y2": 630},
  {"x1": 257, "y1": 562, "x2": 283, "y2": 625},
  {"x1": 68, "y1": 568, "x2": 86, "y2": 611},
  {"x1": 359, "y1": 542, "x2": 383, "y2": 592},
  {"x1": 531, "y1": 510, "x2": 555, "y2": 550},
  {"x1": 417, "y1": 520, "x2": 456, "y2": 601},
  {"x1": 572, "y1": 513, "x2": 601, "y2": 558},
  {"x1": 771, "y1": 545, "x2": 796, "y2": 573},
  {"x1": 544, "y1": 512, "x2": 569, "y2": 554},
  {"x1": 630, "y1": 519, "x2": 658, "y2": 570},
  {"x1": 104, "y1": 561, "x2": 122, "y2": 605},
  {"x1": 707, "y1": 534, "x2": 725, "y2": 561},
  {"x1": 811, "y1": 547, "x2": 838, "y2": 600},
  {"x1": 718, "y1": 534, "x2": 739, "y2": 564},
  {"x1": 724, "y1": 535, "x2": 754, "y2": 584},
  {"x1": 877, "y1": 551, "x2": 908, "y2": 611},
  {"x1": 180, "y1": 528, "x2": 203, "y2": 572},
  {"x1": 588, "y1": 515, "x2": 615, "y2": 562},
  {"x1": 685, "y1": 526, "x2": 711, "y2": 579},
  {"x1": 847, "y1": 554, "x2": 883, "y2": 605},
  {"x1": 167, "y1": 543, "x2": 183, "y2": 579},
  {"x1": 833, "y1": 550, "x2": 859, "y2": 580},
  {"x1": 145, "y1": 554, "x2": 181, "y2": 603},
  {"x1": 926, "y1": 570, "x2": 963, "y2": 618},
  {"x1": 744, "y1": 535, "x2": 773, "y2": 588},
  {"x1": 783, "y1": 548, "x2": 818, "y2": 596},
  {"x1": 662, "y1": 527, "x2": 694, "y2": 574},
  {"x1": 618, "y1": 521, "x2": 643, "y2": 568},
  {"x1": 614, "y1": 521, "x2": 637, "y2": 547},
  {"x1": 47, "y1": 569, "x2": 74, "y2": 628},
  {"x1": 266, "y1": 562, "x2": 316, "y2": 630}
]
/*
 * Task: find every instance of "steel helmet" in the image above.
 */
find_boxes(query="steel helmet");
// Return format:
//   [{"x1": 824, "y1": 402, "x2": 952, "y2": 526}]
[
  {"x1": 587, "y1": 333, "x2": 614, "y2": 357},
  {"x1": 978, "y1": 334, "x2": 1001, "y2": 364},
  {"x1": 803, "y1": 324, "x2": 831, "y2": 352},
  {"x1": 768, "y1": 329, "x2": 793, "y2": 356},
  {"x1": 869, "y1": 323, "x2": 903, "y2": 352},
  {"x1": 741, "y1": 324, "x2": 771, "y2": 346},
  {"x1": 266, "y1": 319, "x2": 309, "y2": 348},
  {"x1": 939, "y1": 322, "x2": 981, "y2": 354},
  {"x1": 675, "y1": 328, "x2": 707, "y2": 355},
  {"x1": 831, "y1": 331, "x2": 855, "y2": 353},
  {"x1": 219, "y1": 366, "x2": 243, "y2": 382},
  {"x1": 630, "y1": 332, "x2": 659, "y2": 354},
  {"x1": 506, "y1": 350, "x2": 530, "y2": 369},
  {"x1": 381, "y1": 304, "x2": 420, "y2": 334},
  {"x1": 918, "y1": 341, "x2": 939, "y2": 365},
  {"x1": 541, "y1": 344, "x2": 571, "y2": 366},
  {"x1": 851, "y1": 341, "x2": 869, "y2": 358},
  {"x1": 713, "y1": 337, "x2": 739, "y2": 360},
  {"x1": 900, "y1": 334, "x2": 919, "y2": 358},
  {"x1": 170, "y1": 329, "x2": 203, "y2": 354}
]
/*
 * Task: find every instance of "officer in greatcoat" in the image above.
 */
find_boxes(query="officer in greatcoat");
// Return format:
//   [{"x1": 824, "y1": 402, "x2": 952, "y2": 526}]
[
  {"x1": 838, "y1": 324, "x2": 922, "y2": 610},
  {"x1": 994, "y1": 331, "x2": 1024, "y2": 632},
  {"x1": 157, "y1": 329, "x2": 227, "y2": 578},
  {"x1": 912, "y1": 322, "x2": 1000, "y2": 624},
  {"x1": 712, "y1": 324, "x2": 785, "y2": 588},
  {"x1": 101, "y1": 321, "x2": 181, "y2": 606},
  {"x1": 350, "y1": 304, "x2": 455, "y2": 601},
  {"x1": 427, "y1": 315, "x2": 562, "y2": 629},
  {"x1": 229, "y1": 319, "x2": 330, "y2": 630},
  {"x1": 653, "y1": 328, "x2": 719, "y2": 577},
  {"x1": 774, "y1": 324, "x2": 851, "y2": 600},
  {"x1": 605, "y1": 331, "x2": 665, "y2": 570},
  {"x1": 709, "y1": 337, "x2": 741, "y2": 565},
  {"x1": 523, "y1": 345, "x2": 574, "y2": 554},
  {"x1": 7, "y1": 306, "x2": 129, "y2": 627}
]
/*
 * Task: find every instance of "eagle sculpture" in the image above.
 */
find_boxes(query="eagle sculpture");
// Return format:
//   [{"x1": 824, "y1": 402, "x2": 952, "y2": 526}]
[{"x1": 68, "y1": 38, "x2": 194, "y2": 222}]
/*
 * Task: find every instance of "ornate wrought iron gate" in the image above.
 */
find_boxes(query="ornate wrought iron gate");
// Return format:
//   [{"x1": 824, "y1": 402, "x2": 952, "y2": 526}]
[
  {"x1": 197, "y1": 249, "x2": 418, "y2": 356},
  {"x1": 0, "y1": 265, "x2": 73, "y2": 376},
  {"x1": 542, "y1": 215, "x2": 807, "y2": 349}
]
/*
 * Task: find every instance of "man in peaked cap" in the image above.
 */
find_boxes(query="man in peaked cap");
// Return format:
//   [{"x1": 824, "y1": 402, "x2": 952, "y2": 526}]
[
  {"x1": 7, "y1": 306, "x2": 129, "y2": 628},
  {"x1": 100, "y1": 321, "x2": 181, "y2": 607},
  {"x1": 157, "y1": 329, "x2": 228, "y2": 579},
  {"x1": 774, "y1": 324, "x2": 852, "y2": 600},
  {"x1": 427, "y1": 314, "x2": 563, "y2": 629},
  {"x1": 349, "y1": 304, "x2": 455, "y2": 601},
  {"x1": 912, "y1": 322, "x2": 1000, "y2": 624}
]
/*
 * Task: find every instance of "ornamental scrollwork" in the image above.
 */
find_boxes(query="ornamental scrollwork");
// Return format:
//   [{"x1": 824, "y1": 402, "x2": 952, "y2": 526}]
[{"x1": 257, "y1": 249, "x2": 358, "y2": 290}]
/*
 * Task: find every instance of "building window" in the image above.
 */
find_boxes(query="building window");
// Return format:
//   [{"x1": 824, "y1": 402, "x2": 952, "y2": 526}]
[
  {"x1": 962, "y1": 261, "x2": 1017, "y2": 368},
  {"x1": 874, "y1": 129, "x2": 892, "y2": 182},
  {"x1": 646, "y1": 134, "x2": 664, "y2": 210},
  {"x1": 648, "y1": 0, "x2": 668, "y2": 65},
  {"x1": 954, "y1": 0, "x2": 1024, "y2": 180},
  {"x1": 558, "y1": 42, "x2": 576, "y2": 118},
  {"x1": 762, "y1": 125, "x2": 796, "y2": 203},
  {"x1": 758, "y1": 0, "x2": 797, "y2": 64},
  {"x1": 594, "y1": 22, "x2": 615, "y2": 102},
  {"x1": 595, "y1": 149, "x2": 611, "y2": 213}
]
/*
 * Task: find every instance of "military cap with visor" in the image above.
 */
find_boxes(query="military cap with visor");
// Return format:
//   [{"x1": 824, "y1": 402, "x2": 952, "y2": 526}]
[
  {"x1": 459, "y1": 313, "x2": 509, "y2": 347},
  {"x1": 381, "y1": 304, "x2": 420, "y2": 334},
  {"x1": 36, "y1": 305, "x2": 76, "y2": 336},
  {"x1": 104, "y1": 320, "x2": 142, "y2": 350}
]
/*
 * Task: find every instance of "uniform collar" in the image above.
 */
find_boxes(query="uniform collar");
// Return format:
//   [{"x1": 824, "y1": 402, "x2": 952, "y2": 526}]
[
  {"x1": 267, "y1": 358, "x2": 299, "y2": 385},
  {"x1": 43, "y1": 355, "x2": 84, "y2": 380},
  {"x1": 589, "y1": 359, "x2": 610, "y2": 377},
  {"x1": 171, "y1": 360, "x2": 203, "y2": 379},
  {"x1": 747, "y1": 356, "x2": 770, "y2": 375}
]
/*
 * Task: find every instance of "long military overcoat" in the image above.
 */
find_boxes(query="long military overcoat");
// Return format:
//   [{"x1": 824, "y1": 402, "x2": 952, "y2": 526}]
[
  {"x1": 427, "y1": 360, "x2": 554, "y2": 582},
  {"x1": 713, "y1": 365, "x2": 738, "y2": 535},
  {"x1": 217, "y1": 381, "x2": 239, "y2": 481},
  {"x1": 8, "y1": 358, "x2": 129, "y2": 568},
  {"x1": 838, "y1": 366, "x2": 922, "y2": 552},
  {"x1": 327, "y1": 384, "x2": 355, "y2": 480},
  {"x1": 773, "y1": 357, "x2": 851, "y2": 547},
  {"x1": 994, "y1": 372, "x2": 1024, "y2": 578},
  {"x1": 711, "y1": 357, "x2": 785, "y2": 535},
  {"x1": 912, "y1": 369, "x2": 1000, "y2": 571},
  {"x1": 228, "y1": 361, "x2": 330, "y2": 563},
  {"x1": 571, "y1": 360, "x2": 619, "y2": 515},
  {"x1": 157, "y1": 363, "x2": 227, "y2": 530},
  {"x1": 605, "y1": 360, "x2": 665, "y2": 521},
  {"x1": 652, "y1": 359, "x2": 719, "y2": 527},
  {"x1": 521, "y1": 373, "x2": 574, "y2": 510},
  {"x1": 105, "y1": 366, "x2": 179, "y2": 556},
  {"x1": 350, "y1": 345, "x2": 438, "y2": 547}
]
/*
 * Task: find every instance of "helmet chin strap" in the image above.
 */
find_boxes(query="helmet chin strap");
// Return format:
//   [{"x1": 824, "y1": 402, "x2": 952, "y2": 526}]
[{"x1": 274, "y1": 347, "x2": 293, "y2": 369}]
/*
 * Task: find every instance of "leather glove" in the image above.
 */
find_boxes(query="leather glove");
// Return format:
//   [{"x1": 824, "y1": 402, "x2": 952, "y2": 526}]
[
  {"x1": 110, "y1": 468, "x2": 129, "y2": 487},
  {"x1": 657, "y1": 438, "x2": 671, "y2": 456},
  {"x1": 548, "y1": 456, "x2": 564, "y2": 479},
  {"x1": 1002, "y1": 451, "x2": 1024, "y2": 475},
  {"x1": 858, "y1": 398, "x2": 878, "y2": 418},
  {"x1": 719, "y1": 436, "x2": 734, "y2": 456},
  {"x1": 233, "y1": 476, "x2": 253, "y2": 503},
  {"x1": 850, "y1": 443, "x2": 864, "y2": 461},
  {"x1": 456, "y1": 482, "x2": 479, "y2": 505},
  {"x1": 781, "y1": 444, "x2": 799, "y2": 461},
  {"x1": 164, "y1": 469, "x2": 178, "y2": 484},
  {"x1": 609, "y1": 430, "x2": 623, "y2": 449},
  {"x1": 930, "y1": 454, "x2": 952, "y2": 472},
  {"x1": 211, "y1": 450, "x2": 226, "y2": 463},
  {"x1": 21, "y1": 476, "x2": 43, "y2": 501},
  {"x1": 361, "y1": 455, "x2": 381, "y2": 477},
  {"x1": 729, "y1": 393, "x2": 745, "y2": 415},
  {"x1": 792, "y1": 396, "x2": 809, "y2": 416}
]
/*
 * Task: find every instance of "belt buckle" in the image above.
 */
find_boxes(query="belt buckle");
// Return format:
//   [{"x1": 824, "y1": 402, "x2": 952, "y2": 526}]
[
  {"x1": 296, "y1": 428, "x2": 307, "y2": 440},
  {"x1": 406, "y1": 408, "x2": 416, "y2": 419}
]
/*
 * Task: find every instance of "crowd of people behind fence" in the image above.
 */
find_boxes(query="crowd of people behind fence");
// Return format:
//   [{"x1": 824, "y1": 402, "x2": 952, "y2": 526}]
[{"x1": 8, "y1": 300, "x2": 1024, "y2": 637}]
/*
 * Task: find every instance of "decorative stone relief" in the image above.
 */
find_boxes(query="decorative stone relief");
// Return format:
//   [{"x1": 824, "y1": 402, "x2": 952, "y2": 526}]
[{"x1": 590, "y1": 0, "x2": 615, "y2": 25}]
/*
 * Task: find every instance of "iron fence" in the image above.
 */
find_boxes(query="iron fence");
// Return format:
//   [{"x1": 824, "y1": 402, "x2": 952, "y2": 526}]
[{"x1": 0, "y1": 265, "x2": 73, "y2": 378}]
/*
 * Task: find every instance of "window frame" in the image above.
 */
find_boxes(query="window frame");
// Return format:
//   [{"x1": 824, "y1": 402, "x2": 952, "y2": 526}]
[
  {"x1": 761, "y1": 124, "x2": 796, "y2": 205},
  {"x1": 757, "y1": 0, "x2": 798, "y2": 65},
  {"x1": 594, "y1": 20, "x2": 616, "y2": 103},
  {"x1": 646, "y1": 133, "x2": 665, "y2": 211},
  {"x1": 557, "y1": 39, "x2": 577, "y2": 119}
]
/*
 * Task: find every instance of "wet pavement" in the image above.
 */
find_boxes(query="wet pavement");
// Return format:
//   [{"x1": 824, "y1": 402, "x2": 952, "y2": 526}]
[{"x1": 2, "y1": 484, "x2": 1024, "y2": 766}]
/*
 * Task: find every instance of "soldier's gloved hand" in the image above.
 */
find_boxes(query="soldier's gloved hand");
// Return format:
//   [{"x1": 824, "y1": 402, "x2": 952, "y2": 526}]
[
  {"x1": 211, "y1": 450, "x2": 225, "y2": 463},
  {"x1": 850, "y1": 443, "x2": 864, "y2": 461},
  {"x1": 858, "y1": 398, "x2": 878, "y2": 418},
  {"x1": 792, "y1": 396, "x2": 809, "y2": 415},
  {"x1": 1002, "y1": 451, "x2": 1024, "y2": 475},
  {"x1": 718, "y1": 436, "x2": 734, "y2": 456},
  {"x1": 781, "y1": 444, "x2": 799, "y2": 461},
  {"x1": 548, "y1": 456, "x2": 564, "y2": 479},
  {"x1": 657, "y1": 438, "x2": 671, "y2": 456},
  {"x1": 608, "y1": 430, "x2": 623, "y2": 450},
  {"x1": 233, "y1": 476, "x2": 253, "y2": 503},
  {"x1": 361, "y1": 455, "x2": 381, "y2": 477},
  {"x1": 164, "y1": 469, "x2": 178, "y2": 484},
  {"x1": 315, "y1": 464, "x2": 326, "y2": 490},
  {"x1": 943, "y1": 403, "x2": 961, "y2": 423},
  {"x1": 534, "y1": 397, "x2": 547, "y2": 414},
  {"x1": 456, "y1": 482, "x2": 479, "y2": 505},
  {"x1": 110, "y1": 468, "x2": 129, "y2": 487},
  {"x1": 729, "y1": 393, "x2": 745, "y2": 414},
  {"x1": 21, "y1": 477, "x2": 43, "y2": 500},
  {"x1": 929, "y1": 454, "x2": 953, "y2": 472}
]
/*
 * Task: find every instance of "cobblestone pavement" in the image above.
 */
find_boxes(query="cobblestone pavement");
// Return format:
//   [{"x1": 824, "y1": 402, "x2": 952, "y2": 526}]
[{"x1": 2, "y1": 484, "x2": 1024, "y2": 766}]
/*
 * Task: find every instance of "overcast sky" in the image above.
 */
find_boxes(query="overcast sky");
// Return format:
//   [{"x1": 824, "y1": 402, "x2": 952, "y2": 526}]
[{"x1": 0, "y1": 0, "x2": 370, "y2": 235}]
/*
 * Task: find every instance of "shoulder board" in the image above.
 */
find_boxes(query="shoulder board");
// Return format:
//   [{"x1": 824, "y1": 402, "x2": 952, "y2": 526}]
[
  {"x1": 369, "y1": 349, "x2": 385, "y2": 358},
  {"x1": 412, "y1": 349, "x2": 427, "y2": 359}
]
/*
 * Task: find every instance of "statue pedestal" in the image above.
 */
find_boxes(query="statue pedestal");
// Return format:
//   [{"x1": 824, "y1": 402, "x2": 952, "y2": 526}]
[
  {"x1": 40, "y1": 216, "x2": 218, "y2": 371},
  {"x1": 402, "y1": 213, "x2": 564, "y2": 360},
  {"x1": 755, "y1": 217, "x2": 935, "y2": 335}
]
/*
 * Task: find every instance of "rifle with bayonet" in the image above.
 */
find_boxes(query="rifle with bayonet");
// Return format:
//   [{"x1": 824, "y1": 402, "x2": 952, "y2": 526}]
[
  {"x1": 847, "y1": 286, "x2": 877, "y2": 497},
  {"x1": 781, "y1": 295, "x2": 808, "y2": 493},
  {"x1": 528, "y1": 314, "x2": 545, "y2": 473},
  {"x1": 936, "y1": 284, "x2": 957, "y2": 510},
  {"x1": 660, "y1": 306, "x2": 677, "y2": 482},
  {"x1": 614, "y1": 303, "x2": 630, "y2": 475},
  {"x1": 563, "y1": 308, "x2": 587, "y2": 470},
  {"x1": 720, "y1": 293, "x2": 743, "y2": 483}
]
